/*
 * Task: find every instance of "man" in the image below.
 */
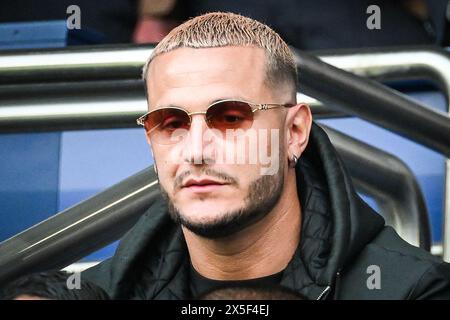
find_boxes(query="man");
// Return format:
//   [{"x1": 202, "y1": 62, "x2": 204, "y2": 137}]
[{"x1": 83, "y1": 12, "x2": 450, "y2": 299}]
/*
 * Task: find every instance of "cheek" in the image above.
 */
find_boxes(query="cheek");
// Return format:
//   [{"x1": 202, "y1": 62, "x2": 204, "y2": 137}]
[
  {"x1": 218, "y1": 127, "x2": 282, "y2": 174},
  {"x1": 152, "y1": 146, "x2": 179, "y2": 189}
]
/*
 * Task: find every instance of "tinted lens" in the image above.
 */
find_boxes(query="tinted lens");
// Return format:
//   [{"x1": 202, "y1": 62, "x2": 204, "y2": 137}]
[
  {"x1": 206, "y1": 101, "x2": 254, "y2": 131},
  {"x1": 144, "y1": 108, "x2": 190, "y2": 144}
]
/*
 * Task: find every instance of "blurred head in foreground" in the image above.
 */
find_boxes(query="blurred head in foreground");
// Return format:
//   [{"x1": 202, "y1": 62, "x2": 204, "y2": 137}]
[
  {"x1": 198, "y1": 285, "x2": 307, "y2": 300},
  {"x1": 0, "y1": 270, "x2": 110, "y2": 300}
]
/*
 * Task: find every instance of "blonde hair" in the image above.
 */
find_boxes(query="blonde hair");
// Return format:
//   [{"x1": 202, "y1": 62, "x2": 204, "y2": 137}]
[{"x1": 142, "y1": 12, "x2": 297, "y2": 93}]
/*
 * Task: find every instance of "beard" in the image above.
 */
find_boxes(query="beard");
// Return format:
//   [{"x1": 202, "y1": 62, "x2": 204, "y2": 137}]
[{"x1": 159, "y1": 164, "x2": 285, "y2": 239}]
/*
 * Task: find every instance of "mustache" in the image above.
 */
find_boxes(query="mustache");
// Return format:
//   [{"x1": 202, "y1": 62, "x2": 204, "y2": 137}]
[{"x1": 174, "y1": 168, "x2": 239, "y2": 190}]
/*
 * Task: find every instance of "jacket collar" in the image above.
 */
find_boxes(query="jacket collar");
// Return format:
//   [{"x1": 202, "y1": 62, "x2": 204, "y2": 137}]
[{"x1": 278, "y1": 123, "x2": 384, "y2": 299}]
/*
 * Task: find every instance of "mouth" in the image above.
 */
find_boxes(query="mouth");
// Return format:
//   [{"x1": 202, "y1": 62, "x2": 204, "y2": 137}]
[{"x1": 181, "y1": 178, "x2": 229, "y2": 193}]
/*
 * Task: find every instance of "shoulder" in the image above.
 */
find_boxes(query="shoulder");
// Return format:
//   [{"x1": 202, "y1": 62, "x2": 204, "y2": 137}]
[{"x1": 338, "y1": 226, "x2": 450, "y2": 299}]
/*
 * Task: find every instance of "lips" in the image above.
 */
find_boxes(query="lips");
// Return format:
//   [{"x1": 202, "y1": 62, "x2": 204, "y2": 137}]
[{"x1": 182, "y1": 178, "x2": 227, "y2": 188}]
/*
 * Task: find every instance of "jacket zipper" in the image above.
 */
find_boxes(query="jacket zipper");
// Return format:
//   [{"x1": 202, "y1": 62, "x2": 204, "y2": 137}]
[
  {"x1": 333, "y1": 270, "x2": 342, "y2": 299},
  {"x1": 316, "y1": 285, "x2": 331, "y2": 300},
  {"x1": 316, "y1": 270, "x2": 342, "y2": 300}
]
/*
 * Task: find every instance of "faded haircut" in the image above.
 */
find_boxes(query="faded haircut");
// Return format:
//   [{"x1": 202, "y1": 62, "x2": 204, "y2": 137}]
[{"x1": 142, "y1": 12, "x2": 298, "y2": 95}]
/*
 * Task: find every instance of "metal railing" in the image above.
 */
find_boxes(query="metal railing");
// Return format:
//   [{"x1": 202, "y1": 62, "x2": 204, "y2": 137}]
[
  {"x1": 0, "y1": 167, "x2": 159, "y2": 285},
  {"x1": 315, "y1": 47, "x2": 450, "y2": 261},
  {"x1": 0, "y1": 46, "x2": 342, "y2": 132},
  {"x1": 294, "y1": 48, "x2": 450, "y2": 157},
  {"x1": 323, "y1": 125, "x2": 430, "y2": 250}
]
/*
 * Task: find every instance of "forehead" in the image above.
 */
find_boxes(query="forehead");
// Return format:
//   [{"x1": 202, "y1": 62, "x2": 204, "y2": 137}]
[{"x1": 146, "y1": 46, "x2": 271, "y2": 108}]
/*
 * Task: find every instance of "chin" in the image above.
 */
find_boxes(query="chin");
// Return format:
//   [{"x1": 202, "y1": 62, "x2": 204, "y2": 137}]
[{"x1": 179, "y1": 200, "x2": 235, "y2": 224}]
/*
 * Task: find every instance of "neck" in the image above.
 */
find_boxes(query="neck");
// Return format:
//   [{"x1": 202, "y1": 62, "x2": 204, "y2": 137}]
[{"x1": 183, "y1": 171, "x2": 301, "y2": 280}]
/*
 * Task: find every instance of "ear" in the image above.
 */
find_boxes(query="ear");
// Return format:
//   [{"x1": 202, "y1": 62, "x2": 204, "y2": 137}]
[{"x1": 285, "y1": 103, "x2": 312, "y2": 161}]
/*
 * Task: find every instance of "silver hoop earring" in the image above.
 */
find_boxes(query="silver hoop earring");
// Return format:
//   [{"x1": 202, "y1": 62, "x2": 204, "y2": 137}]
[{"x1": 289, "y1": 154, "x2": 298, "y2": 168}]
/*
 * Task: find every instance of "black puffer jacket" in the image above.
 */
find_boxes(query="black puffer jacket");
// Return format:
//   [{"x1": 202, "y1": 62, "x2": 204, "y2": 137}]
[{"x1": 83, "y1": 123, "x2": 450, "y2": 299}]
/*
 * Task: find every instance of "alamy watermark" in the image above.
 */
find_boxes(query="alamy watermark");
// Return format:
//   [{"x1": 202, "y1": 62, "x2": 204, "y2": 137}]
[
  {"x1": 165, "y1": 128, "x2": 281, "y2": 176},
  {"x1": 366, "y1": 265, "x2": 381, "y2": 290},
  {"x1": 366, "y1": 5, "x2": 381, "y2": 30},
  {"x1": 66, "y1": 5, "x2": 81, "y2": 30},
  {"x1": 66, "y1": 272, "x2": 81, "y2": 290}
]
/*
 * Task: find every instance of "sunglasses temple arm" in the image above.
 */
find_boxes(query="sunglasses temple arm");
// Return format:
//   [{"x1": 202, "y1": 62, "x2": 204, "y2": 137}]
[{"x1": 265, "y1": 104, "x2": 291, "y2": 110}]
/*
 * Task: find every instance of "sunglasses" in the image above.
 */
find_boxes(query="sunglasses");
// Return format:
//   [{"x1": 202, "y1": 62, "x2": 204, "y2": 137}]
[{"x1": 137, "y1": 99, "x2": 295, "y2": 145}]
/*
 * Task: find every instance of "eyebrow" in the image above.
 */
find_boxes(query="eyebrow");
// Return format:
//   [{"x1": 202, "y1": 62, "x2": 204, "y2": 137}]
[
  {"x1": 151, "y1": 103, "x2": 184, "y2": 110},
  {"x1": 152, "y1": 97, "x2": 251, "y2": 110}
]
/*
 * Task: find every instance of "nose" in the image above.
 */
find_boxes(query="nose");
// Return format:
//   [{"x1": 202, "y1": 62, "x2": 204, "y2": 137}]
[{"x1": 183, "y1": 115, "x2": 210, "y2": 165}]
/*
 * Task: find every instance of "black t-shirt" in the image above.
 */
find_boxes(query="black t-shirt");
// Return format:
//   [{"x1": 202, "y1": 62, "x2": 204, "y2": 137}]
[{"x1": 189, "y1": 263, "x2": 284, "y2": 298}]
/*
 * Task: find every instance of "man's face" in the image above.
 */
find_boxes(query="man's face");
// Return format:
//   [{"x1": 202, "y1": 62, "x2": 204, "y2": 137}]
[{"x1": 146, "y1": 46, "x2": 290, "y2": 238}]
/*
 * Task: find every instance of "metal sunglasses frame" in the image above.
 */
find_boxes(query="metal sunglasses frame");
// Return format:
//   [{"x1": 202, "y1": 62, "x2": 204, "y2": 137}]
[{"x1": 136, "y1": 98, "x2": 295, "y2": 132}]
